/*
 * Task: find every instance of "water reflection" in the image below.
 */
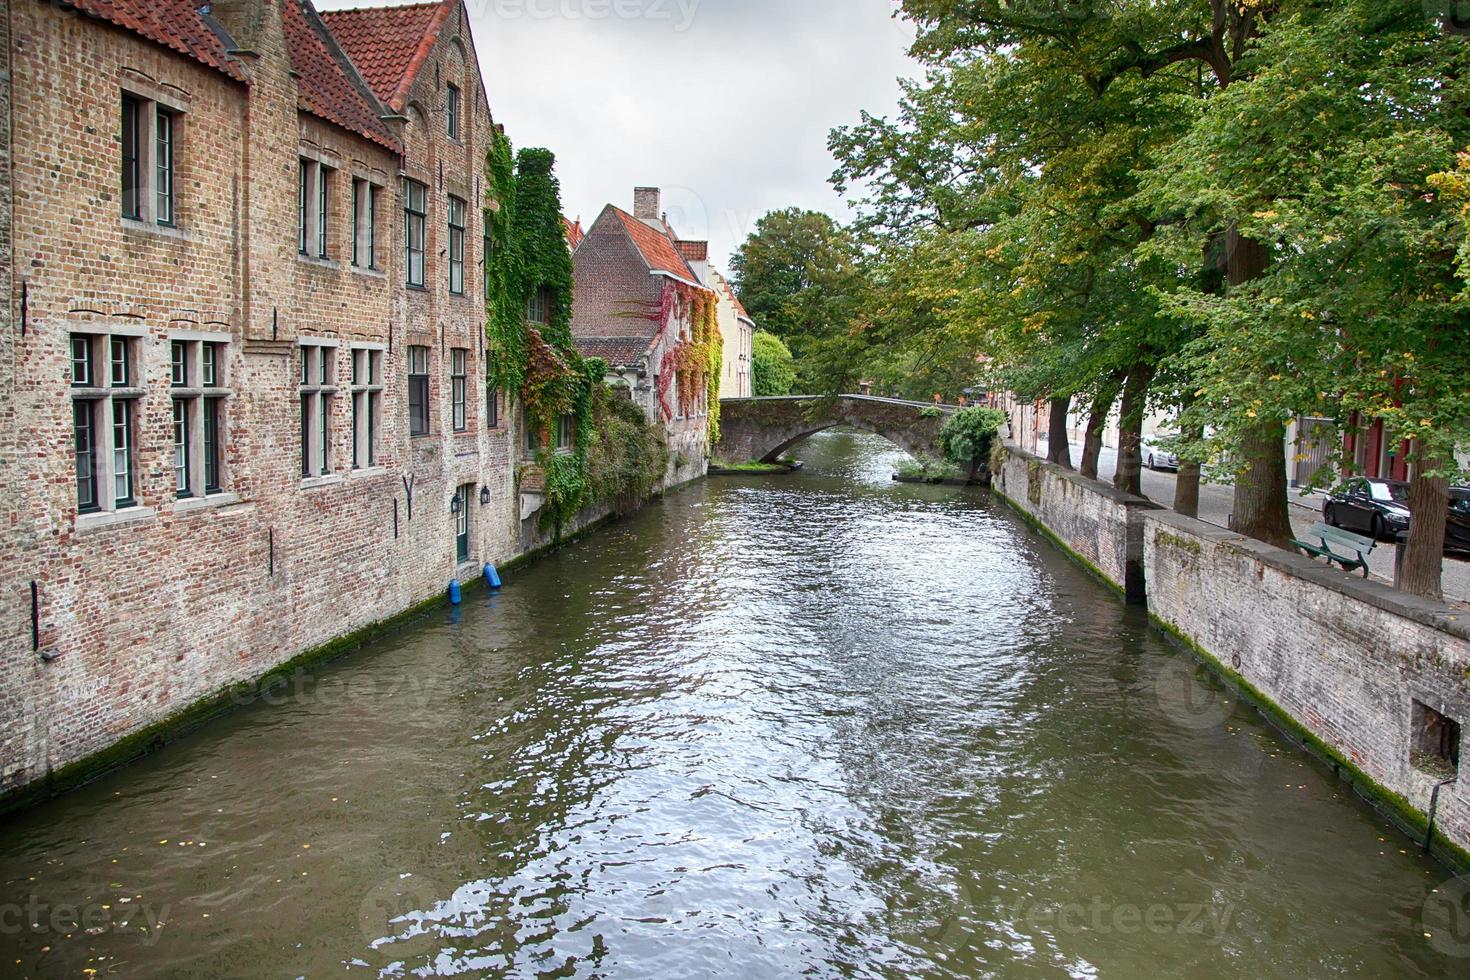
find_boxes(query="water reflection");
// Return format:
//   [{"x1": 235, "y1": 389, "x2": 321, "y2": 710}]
[{"x1": 0, "y1": 429, "x2": 1460, "y2": 978}]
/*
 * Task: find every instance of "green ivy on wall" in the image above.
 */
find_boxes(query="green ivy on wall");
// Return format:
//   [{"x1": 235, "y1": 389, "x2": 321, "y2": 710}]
[{"x1": 483, "y1": 133, "x2": 665, "y2": 538}]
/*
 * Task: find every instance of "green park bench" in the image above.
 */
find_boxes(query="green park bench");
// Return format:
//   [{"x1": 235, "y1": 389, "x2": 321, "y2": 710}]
[{"x1": 1291, "y1": 521, "x2": 1376, "y2": 578}]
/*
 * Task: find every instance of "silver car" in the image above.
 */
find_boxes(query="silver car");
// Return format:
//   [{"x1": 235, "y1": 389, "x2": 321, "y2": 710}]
[{"x1": 1140, "y1": 436, "x2": 1179, "y2": 471}]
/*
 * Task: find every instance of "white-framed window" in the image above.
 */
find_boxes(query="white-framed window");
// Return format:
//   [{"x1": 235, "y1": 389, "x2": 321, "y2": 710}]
[
  {"x1": 352, "y1": 178, "x2": 379, "y2": 269},
  {"x1": 70, "y1": 332, "x2": 144, "y2": 512},
  {"x1": 404, "y1": 178, "x2": 427, "y2": 287},
  {"x1": 298, "y1": 342, "x2": 337, "y2": 478},
  {"x1": 407, "y1": 345, "x2": 430, "y2": 437},
  {"x1": 450, "y1": 348, "x2": 468, "y2": 432},
  {"x1": 448, "y1": 195, "x2": 466, "y2": 295},
  {"x1": 121, "y1": 93, "x2": 178, "y2": 226},
  {"x1": 350, "y1": 346, "x2": 384, "y2": 469},
  {"x1": 526, "y1": 284, "x2": 551, "y2": 324},
  {"x1": 446, "y1": 83, "x2": 461, "y2": 141},
  {"x1": 169, "y1": 337, "x2": 230, "y2": 498},
  {"x1": 299, "y1": 158, "x2": 333, "y2": 259},
  {"x1": 555, "y1": 413, "x2": 575, "y2": 452}
]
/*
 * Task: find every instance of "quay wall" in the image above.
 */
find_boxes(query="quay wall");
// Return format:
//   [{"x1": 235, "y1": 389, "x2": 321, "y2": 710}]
[{"x1": 992, "y1": 444, "x2": 1470, "y2": 865}]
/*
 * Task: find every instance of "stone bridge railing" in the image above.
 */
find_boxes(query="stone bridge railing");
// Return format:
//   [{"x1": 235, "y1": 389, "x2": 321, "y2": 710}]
[{"x1": 714, "y1": 395, "x2": 958, "y2": 464}]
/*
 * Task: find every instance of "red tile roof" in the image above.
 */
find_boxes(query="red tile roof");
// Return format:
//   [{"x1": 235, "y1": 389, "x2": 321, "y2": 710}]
[
  {"x1": 612, "y1": 207, "x2": 709, "y2": 288},
  {"x1": 285, "y1": 1, "x2": 399, "y2": 151},
  {"x1": 573, "y1": 336, "x2": 655, "y2": 367},
  {"x1": 732, "y1": 292, "x2": 756, "y2": 324},
  {"x1": 320, "y1": 0, "x2": 455, "y2": 111},
  {"x1": 677, "y1": 240, "x2": 708, "y2": 262},
  {"x1": 59, "y1": 0, "x2": 246, "y2": 81}
]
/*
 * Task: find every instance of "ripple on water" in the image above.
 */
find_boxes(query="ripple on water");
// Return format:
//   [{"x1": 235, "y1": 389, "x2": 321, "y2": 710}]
[{"x1": 0, "y1": 430, "x2": 1461, "y2": 979}]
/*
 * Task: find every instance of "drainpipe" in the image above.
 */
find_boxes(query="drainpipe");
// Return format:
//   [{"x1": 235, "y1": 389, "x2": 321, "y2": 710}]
[{"x1": 1423, "y1": 776, "x2": 1458, "y2": 854}]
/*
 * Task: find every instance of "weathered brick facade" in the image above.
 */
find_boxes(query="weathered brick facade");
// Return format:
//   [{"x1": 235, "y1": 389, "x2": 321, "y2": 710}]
[
  {"x1": 570, "y1": 188, "x2": 710, "y2": 488},
  {"x1": 0, "y1": 0, "x2": 572, "y2": 800}
]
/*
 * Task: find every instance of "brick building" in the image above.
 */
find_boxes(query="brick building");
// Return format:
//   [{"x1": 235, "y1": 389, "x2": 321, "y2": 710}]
[
  {"x1": 569, "y1": 186, "x2": 720, "y2": 484},
  {"x1": 0, "y1": 0, "x2": 556, "y2": 799}
]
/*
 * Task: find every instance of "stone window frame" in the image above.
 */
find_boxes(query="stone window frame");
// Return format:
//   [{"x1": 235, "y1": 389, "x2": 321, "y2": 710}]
[
  {"x1": 407, "y1": 345, "x2": 431, "y2": 437},
  {"x1": 350, "y1": 344, "x2": 386, "y2": 470},
  {"x1": 168, "y1": 331, "x2": 232, "y2": 505},
  {"x1": 69, "y1": 325, "x2": 154, "y2": 531},
  {"x1": 450, "y1": 348, "x2": 469, "y2": 432},
  {"x1": 298, "y1": 340, "x2": 339, "y2": 483},
  {"x1": 403, "y1": 178, "x2": 428, "y2": 288},
  {"x1": 446, "y1": 83, "x2": 461, "y2": 142},
  {"x1": 119, "y1": 84, "x2": 186, "y2": 232},
  {"x1": 447, "y1": 195, "x2": 466, "y2": 296},
  {"x1": 351, "y1": 177, "x2": 382, "y2": 272},
  {"x1": 298, "y1": 152, "x2": 337, "y2": 262}
]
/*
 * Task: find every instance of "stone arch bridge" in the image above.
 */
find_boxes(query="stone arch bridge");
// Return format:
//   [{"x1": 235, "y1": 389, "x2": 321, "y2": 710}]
[{"x1": 715, "y1": 395, "x2": 957, "y2": 464}]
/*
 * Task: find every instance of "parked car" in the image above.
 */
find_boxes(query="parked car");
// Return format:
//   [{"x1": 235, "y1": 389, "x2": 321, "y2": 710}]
[
  {"x1": 1323, "y1": 478, "x2": 1411, "y2": 540},
  {"x1": 1448, "y1": 488, "x2": 1470, "y2": 555},
  {"x1": 1140, "y1": 436, "x2": 1179, "y2": 472}
]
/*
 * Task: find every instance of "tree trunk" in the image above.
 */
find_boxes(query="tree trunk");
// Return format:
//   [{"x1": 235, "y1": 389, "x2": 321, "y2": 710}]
[
  {"x1": 1174, "y1": 391, "x2": 1202, "y2": 519},
  {"x1": 1114, "y1": 362, "x2": 1154, "y2": 496},
  {"x1": 1046, "y1": 396, "x2": 1073, "y2": 468},
  {"x1": 1400, "y1": 451, "x2": 1448, "y2": 600},
  {"x1": 1229, "y1": 416, "x2": 1294, "y2": 547},
  {"x1": 1224, "y1": 229, "x2": 1293, "y2": 547},
  {"x1": 1080, "y1": 376, "x2": 1123, "y2": 480}
]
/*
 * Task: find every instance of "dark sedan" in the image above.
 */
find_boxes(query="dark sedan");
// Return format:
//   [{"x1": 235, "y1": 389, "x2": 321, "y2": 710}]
[
  {"x1": 1323, "y1": 478, "x2": 1411, "y2": 540},
  {"x1": 1325, "y1": 478, "x2": 1470, "y2": 554}
]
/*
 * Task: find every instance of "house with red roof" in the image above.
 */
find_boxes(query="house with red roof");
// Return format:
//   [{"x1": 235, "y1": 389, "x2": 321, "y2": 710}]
[
  {"x1": 570, "y1": 187, "x2": 716, "y2": 485},
  {"x1": 0, "y1": 0, "x2": 536, "y2": 797}
]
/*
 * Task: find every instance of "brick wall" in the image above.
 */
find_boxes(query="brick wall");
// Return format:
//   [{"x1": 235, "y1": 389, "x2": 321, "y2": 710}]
[
  {"x1": 993, "y1": 442, "x2": 1470, "y2": 860},
  {"x1": 1144, "y1": 510, "x2": 1470, "y2": 857},
  {"x1": 0, "y1": 0, "x2": 649, "y2": 802},
  {"x1": 992, "y1": 445, "x2": 1160, "y2": 602}
]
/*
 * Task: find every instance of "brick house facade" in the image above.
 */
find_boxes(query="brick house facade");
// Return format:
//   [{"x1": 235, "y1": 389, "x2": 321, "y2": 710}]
[
  {"x1": 0, "y1": 0, "x2": 556, "y2": 799},
  {"x1": 569, "y1": 187, "x2": 711, "y2": 486}
]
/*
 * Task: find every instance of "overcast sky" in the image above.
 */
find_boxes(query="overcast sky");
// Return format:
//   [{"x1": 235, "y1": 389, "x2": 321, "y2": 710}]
[{"x1": 317, "y1": 0, "x2": 920, "y2": 269}]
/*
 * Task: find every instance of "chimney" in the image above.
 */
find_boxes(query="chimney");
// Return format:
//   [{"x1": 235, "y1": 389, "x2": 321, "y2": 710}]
[
  {"x1": 205, "y1": 0, "x2": 274, "y2": 55},
  {"x1": 633, "y1": 187, "x2": 661, "y2": 222}
]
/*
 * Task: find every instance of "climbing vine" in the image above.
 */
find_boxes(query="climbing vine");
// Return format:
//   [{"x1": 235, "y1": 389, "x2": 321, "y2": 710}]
[
  {"x1": 648, "y1": 281, "x2": 722, "y2": 446},
  {"x1": 484, "y1": 136, "x2": 667, "y2": 538}
]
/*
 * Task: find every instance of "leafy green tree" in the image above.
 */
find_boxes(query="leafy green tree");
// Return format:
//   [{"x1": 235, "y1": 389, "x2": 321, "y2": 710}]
[
  {"x1": 1144, "y1": 0, "x2": 1470, "y2": 596},
  {"x1": 751, "y1": 332, "x2": 797, "y2": 396},
  {"x1": 729, "y1": 209, "x2": 865, "y2": 386}
]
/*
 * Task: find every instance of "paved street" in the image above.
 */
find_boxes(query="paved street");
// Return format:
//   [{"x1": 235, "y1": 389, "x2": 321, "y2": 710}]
[{"x1": 1035, "y1": 437, "x2": 1470, "y2": 603}]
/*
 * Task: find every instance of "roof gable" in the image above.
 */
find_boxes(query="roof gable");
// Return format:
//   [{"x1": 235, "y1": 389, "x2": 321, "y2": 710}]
[
  {"x1": 610, "y1": 207, "x2": 707, "y2": 288},
  {"x1": 285, "y1": 0, "x2": 400, "y2": 151},
  {"x1": 59, "y1": 0, "x2": 246, "y2": 81},
  {"x1": 320, "y1": 0, "x2": 456, "y2": 111}
]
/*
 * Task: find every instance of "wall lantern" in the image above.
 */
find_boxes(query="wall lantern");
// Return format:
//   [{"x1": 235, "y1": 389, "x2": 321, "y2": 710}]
[
  {"x1": 450, "y1": 493, "x2": 463, "y2": 515},
  {"x1": 479, "y1": 486, "x2": 491, "y2": 507}
]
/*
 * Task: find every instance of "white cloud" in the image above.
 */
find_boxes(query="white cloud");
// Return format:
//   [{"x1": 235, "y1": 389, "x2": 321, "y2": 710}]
[{"x1": 315, "y1": 0, "x2": 920, "y2": 268}]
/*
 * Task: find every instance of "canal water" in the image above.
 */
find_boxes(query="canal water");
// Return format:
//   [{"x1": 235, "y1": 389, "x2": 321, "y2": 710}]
[{"x1": 1, "y1": 430, "x2": 1465, "y2": 978}]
